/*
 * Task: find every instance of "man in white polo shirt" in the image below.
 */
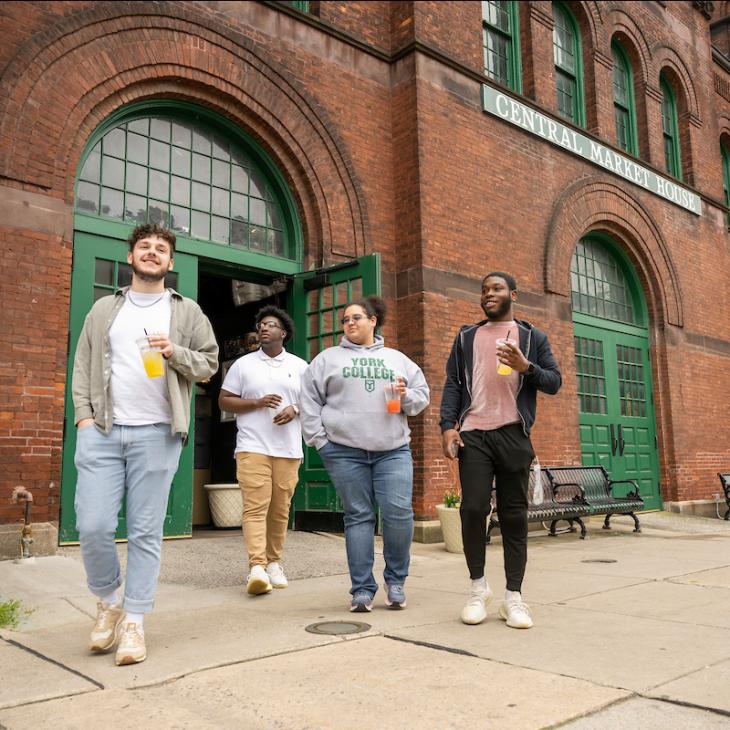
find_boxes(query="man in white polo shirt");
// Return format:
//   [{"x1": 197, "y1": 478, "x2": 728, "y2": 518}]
[{"x1": 219, "y1": 306, "x2": 308, "y2": 595}]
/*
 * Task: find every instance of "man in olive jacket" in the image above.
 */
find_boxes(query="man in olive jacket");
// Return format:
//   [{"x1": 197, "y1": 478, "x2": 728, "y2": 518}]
[{"x1": 72, "y1": 224, "x2": 218, "y2": 666}]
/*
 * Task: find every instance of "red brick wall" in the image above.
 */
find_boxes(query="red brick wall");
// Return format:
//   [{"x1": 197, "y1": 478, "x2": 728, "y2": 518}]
[{"x1": 1, "y1": 0, "x2": 728, "y2": 528}]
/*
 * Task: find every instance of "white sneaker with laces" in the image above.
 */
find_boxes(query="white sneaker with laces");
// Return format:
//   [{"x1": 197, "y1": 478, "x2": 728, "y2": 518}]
[
  {"x1": 89, "y1": 601, "x2": 124, "y2": 652},
  {"x1": 460, "y1": 578, "x2": 494, "y2": 625},
  {"x1": 499, "y1": 591, "x2": 533, "y2": 629},
  {"x1": 115, "y1": 622, "x2": 147, "y2": 665},
  {"x1": 247, "y1": 564, "x2": 273, "y2": 595},
  {"x1": 266, "y1": 562, "x2": 288, "y2": 589}
]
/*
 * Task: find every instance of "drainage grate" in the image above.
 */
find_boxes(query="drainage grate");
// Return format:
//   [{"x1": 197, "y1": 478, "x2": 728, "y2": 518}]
[
  {"x1": 305, "y1": 620, "x2": 371, "y2": 636},
  {"x1": 581, "y1": 558, "x2": 618, "y2": 563}
]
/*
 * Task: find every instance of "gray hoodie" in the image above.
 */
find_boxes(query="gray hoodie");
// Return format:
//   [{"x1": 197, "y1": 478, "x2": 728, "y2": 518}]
[{"x1": 299, "y1": 335, "x2": 430, "y2": 452}]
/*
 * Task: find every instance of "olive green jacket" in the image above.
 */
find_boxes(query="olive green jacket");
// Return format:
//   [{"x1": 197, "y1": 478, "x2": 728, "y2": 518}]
[{"x1": 72, "y1": 287, "x2": 219, "y2": 437}]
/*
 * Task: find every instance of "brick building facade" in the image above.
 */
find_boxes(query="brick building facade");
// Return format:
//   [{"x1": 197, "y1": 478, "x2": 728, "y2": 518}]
[{"x1": 1, "y1": 1, "x2": 728, "y2": 554}]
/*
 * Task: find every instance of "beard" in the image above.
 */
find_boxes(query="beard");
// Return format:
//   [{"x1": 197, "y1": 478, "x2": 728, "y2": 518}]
[
  {"x1": 482, "y1": 299, "x2": 511, "y2": 320},
  {"x1": 132, "y1": 260, "x2": 168, "y2": 283}
]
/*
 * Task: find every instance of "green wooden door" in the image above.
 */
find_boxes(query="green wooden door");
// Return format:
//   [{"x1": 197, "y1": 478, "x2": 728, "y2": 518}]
[
  {"x1": 571, "y1": 236, "x2": 661, "y2": 510},
  {"x1": 288, "y1": 254, "x2": 380, "y2": 523},
  {"x1": 59, "y1": 232, "x2": 198, "y2": 543}
]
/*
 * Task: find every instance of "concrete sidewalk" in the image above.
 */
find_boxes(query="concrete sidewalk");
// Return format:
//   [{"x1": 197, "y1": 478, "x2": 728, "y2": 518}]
[{"x1": 2, "y1": 513, "x2": 730, "y2": 729}]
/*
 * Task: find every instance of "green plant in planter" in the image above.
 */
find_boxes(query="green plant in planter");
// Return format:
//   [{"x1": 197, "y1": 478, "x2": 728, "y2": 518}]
[{"x1": 443, "y1": 490, "x2": 461, "y2": 509}]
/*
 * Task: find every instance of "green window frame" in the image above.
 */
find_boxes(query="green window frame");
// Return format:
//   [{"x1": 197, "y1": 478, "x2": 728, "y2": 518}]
[
  {"x1": 660, "y1": 74, "x2": 682, "y2": 180},
  {"x1": 75, "y1": 111, "x2": 298, "y2": 261},
  {"x1": 279, "y1": 1, "x2": 310, "y2": 11},
  {"x1": 552, "y1": 1, "x2": 585, "y2": 127},
  {"x1": 722, "y1": 139, "x2": 730, "y2": 227},
  {"x1": 482, "y1": 1, "x2": 522, "y2": 92},
  {"x1": 611, "y1": 41, "x2": 638, "y2": 156}
]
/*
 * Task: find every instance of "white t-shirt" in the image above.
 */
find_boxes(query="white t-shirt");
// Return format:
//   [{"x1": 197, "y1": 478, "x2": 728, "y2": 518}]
[
  {"x1": 109, "y1": 290, "x2": 172, "y2": 425},
  {"x1": 221, "y1": 348, "x2": 308, "y2": 458}
]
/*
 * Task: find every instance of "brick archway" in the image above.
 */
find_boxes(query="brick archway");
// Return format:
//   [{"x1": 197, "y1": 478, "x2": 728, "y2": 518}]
[
  {"x1": 544, "y1": 176, "x2": 683, "y2": 328},
  {"x1": 0, "y1": 2, "x2": 369, "y2": 262}
]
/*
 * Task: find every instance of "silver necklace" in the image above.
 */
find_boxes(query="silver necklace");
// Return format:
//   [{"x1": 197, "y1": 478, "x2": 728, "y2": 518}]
[{"x1": 127, "y1": 291, "x2": 165, "y2": 308}]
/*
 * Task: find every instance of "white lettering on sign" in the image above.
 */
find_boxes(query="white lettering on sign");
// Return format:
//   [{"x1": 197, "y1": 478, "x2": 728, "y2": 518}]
[{"x1": 482, "y1": 83, "x2": 701, "y2": 216}]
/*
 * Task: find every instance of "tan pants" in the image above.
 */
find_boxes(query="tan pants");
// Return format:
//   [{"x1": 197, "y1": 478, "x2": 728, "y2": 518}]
[{"x1": 236, "y1": 451, "x2": 300, "y2": 568}]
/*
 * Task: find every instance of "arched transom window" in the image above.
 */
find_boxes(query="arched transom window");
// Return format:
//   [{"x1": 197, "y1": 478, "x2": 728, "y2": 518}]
[
  {"x1": 76, "y1": 116, "x2": 291, "y2": 259},
  {"x1": 571, "y1": 238, "x2": 637, "y2": 325}
]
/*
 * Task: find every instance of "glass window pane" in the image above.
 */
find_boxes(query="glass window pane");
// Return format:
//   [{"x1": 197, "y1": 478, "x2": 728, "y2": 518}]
[
  {"x1": 124, "y1": 193, "x2": 147, "y2": 224},
  {"x1": 125, "y1": 163, "x2": 147, "y2": 195},
  {"x1": 171, "y1": 122, "x2": 191, "y2": 148},
  {"x1": 150, "y1": 140, "x2": 170, "y2": 171},
  {"x1": 94, "y1": 259, "x2": 114, "y2": 286},
  {"x1": 149, "y1": 169, "x2": 170, "y2": 201},
  {"x1": 80, "y1": 146, "x2": 101, "y2": 183},
  {"x1": 250, "y1": 198, "x2": 266, "y2": 225},
  {"x1": 170, "y1": 205, "x2": 190, "y2": 234},
  {"x1": 127, "y1": 118, "x2": 149, "y2": 135},
  {"x1": 171, "y1": 176, "x2": 190, "y2": 207},
  {"x1": 268, "y1": 202, "x2": 282, "y2": 230},
  {"x1": 250, "y1": 225, "x2": 266, "y2": 251},
  {"x1": 268, "y1": 228, "x2": 284, "y2": 256},
  {"x1": 103, "y1": 128, "x2": 125, "y2": 158},
  {"x1": 231, "y1": 192, "x2": 248, "y2": 219},
  {"x1": 192, "y1": 153, "x2": 211, "y2": 183},
  {"x1": 102, "y1": 156, "x2": 124, "y2": 189},
  {"x1": 250, "y1": 170, "x2": 268, "y2": 199},
  {"x1": 148, "y1": 200, "x2": 169, "y2": 227},
  {"x1": 192, "y1": 182, "x2": 210, "y2": 211},
  {"x1": 231, "y1": 165, "x2": 248, "y2": 194},
  {"x1": 231, "y1": 220, "x2": 249, "y2": 248},
  {"x1": 76, "y1": 181, "x2": 99, "y2": 214},
  {"x1": 212, "y1": 136, "x2": 229, "y2": 160},
  {"x1": 212, "y1": 159, "x2": 230, "y2": 188},
  {"x1": 93, "y1": 286, "x2": 108, "y2": 302},
  {"x1": 212, "y1": 187, "x2": 229, "y2": 217},
  {"x1": 171, "y1": 146, "x2": 190, "y2": 177},
  {"x1": 191, "y1": 210, "x2": 210, "y2": 239},
  {"x1": 118, "y1": 263, "x2": 133, "y2": 288},
  {"x1": 126, "y1": 133, "x2": 148, "y2": 165},
  {"x1": 211, "y1": 216, "x2": 229, "y2": 244},
  {"x1": 100, "y1": 187, "x2": 123, "y2": 219},
  {"x1": 150, "y1": 118, "x2": 171, "y2": 142},
  {"x1": 192, "y1": 128, "x2": 211, "y2": 155}
]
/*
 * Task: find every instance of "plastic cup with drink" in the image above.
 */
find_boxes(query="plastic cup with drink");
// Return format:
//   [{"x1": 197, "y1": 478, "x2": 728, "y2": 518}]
[
  {"x1": 496, "y1": 331, "x2": 515, "y2": 376},
  {"x1": 384, "y1": 373, "x2": 406, "y2": 414},
  {"x1": 135, "y1": 332, "x2": 165, "y2": 378}
]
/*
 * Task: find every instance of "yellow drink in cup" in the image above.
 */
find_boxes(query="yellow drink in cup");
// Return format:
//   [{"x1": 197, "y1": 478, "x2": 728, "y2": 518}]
[
  {"x1": 135, "y1": 336, "x2": 165, "y2": 379},
  {"x1": 495, "y1": 337, "x2": 514, "y2": 376}
]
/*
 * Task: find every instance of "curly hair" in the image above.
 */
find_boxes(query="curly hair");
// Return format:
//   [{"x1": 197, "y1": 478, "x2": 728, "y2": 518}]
[
  {"x1": 255, "y1": 305, "x2": 295, "y2": 343},
  {"x1": 127, "y1": 224, "x2": 176, "y2": 253},
  {"x1": 345, "y1": 295, "x2": 387, "y2": 327}
]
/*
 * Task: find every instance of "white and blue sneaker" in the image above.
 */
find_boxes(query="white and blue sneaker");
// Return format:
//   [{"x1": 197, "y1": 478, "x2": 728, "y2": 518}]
[
  {"x1": 384, "y1": 584, "x2": 407, "y2": 609},
  {"x1": 349, "y1": 591, "x2": 374, "y2": 613}
]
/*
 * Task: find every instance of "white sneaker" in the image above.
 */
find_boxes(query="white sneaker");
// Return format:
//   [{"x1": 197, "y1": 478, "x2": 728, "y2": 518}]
[
  {"x1": 89, "y1": 601, "x2": 123, "y2": 652},
  {"x1": 499, "y1": 592, "x2": 533, "y2": 629},
  {"x1": 460, "y1": 578, "x2": 494, "y2": 625},
  {"x1": 247, "y1": 565, "x2": 273, "y2": 595},
  {"x1": 266, "y1": 562, "x2": 288, "y2": 589},
  {"x1": 115, "y1": 622, "x2": 146, "y2": 665}
]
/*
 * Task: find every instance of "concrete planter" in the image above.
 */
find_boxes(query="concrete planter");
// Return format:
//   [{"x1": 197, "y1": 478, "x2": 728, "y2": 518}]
[
  {"x1": 204, "y1": 483, "x2": 242, "y2": 528},
  {"x1": 435, "y1": 504, "x2": 463, "y2": 553}
]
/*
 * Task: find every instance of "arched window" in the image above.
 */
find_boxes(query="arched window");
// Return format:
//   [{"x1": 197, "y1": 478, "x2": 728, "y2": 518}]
[
  {"x1": 660, "y1": 74, "x2": 682, "y2": 180},
  {"x1": 612, "y1": 41, "x2": 638, "y2": 156},
  {"x1": 570, "y1": 237, "x2": 640, "y2": 326},
  {"x1": 722, "y1": 137, "x2": 730, "y2": 227},
  {"x1": 552, "y1": 2, "x2": 584, "y2": 126},
  {"x1": 482, "y1": 1, "x2": 521, "y2": 91},
  {"x1": 75, "y1": 115, "x2": 296, "y2": 260}
]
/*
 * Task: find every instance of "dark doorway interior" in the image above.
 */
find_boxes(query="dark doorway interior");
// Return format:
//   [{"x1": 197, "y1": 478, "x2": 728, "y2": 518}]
[{"x1": 194, "y1": 268, "x2": 287, "y2": 525}]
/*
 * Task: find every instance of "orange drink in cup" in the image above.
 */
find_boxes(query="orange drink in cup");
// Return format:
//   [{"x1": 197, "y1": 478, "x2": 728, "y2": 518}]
[
  {"x1": 384, "y1": 382, "x2": 401, "y2": 414},
  {"x1": 496, "y1": 337, "x2": 514, "y2": 376}
]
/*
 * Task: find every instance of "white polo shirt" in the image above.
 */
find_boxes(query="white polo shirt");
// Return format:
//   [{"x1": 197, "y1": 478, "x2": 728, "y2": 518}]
[{"x1": 221, "y1": 348, "x2": 308, "y2": 458}]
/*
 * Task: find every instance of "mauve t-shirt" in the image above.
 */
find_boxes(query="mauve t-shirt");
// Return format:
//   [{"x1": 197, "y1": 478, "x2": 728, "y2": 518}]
[{"x1": 461, "y1": 321, "x2": 521, "y2": 432}]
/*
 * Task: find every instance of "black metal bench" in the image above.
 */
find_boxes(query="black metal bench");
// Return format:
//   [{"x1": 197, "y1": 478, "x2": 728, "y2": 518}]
[
  {"x1": 487, "y1": 467, "x2": 590, "y2": 543},
  {"x1": 718, "y1": 473, "x2": 730, "y2": 520},
  {"x1": 545, "y1": 465, "x2": 644, "y2": 533}
]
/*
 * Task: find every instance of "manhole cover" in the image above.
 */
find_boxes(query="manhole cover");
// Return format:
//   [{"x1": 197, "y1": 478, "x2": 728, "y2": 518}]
[
  {"x1": 305, "y1": 621, "x2": 370, "y2": 635},
  {"x1": 581, "y1": 559, "x2": 617, "y2": 563}
]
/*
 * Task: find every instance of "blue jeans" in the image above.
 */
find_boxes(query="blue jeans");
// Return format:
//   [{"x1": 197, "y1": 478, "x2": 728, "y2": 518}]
[
  {"x1": 319, "y1": 442, "x2": 414, "y2": 596},
  {"x1": 74, "y1": 423, "x2": 182, "y2": 613}
]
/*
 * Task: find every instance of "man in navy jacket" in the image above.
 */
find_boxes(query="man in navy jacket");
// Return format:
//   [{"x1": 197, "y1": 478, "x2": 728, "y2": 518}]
[{"x1": 440, "y1": 272, "x2": 561, "y2": 629}]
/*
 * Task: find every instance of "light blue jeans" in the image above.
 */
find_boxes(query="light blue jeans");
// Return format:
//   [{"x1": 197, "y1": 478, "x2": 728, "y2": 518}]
[
  {"x1": 74, "y1": 423, "x2": 182, "y2": 613},
  {"x1": 319, "y1": 442, "x2": 414, "y2": 597}
]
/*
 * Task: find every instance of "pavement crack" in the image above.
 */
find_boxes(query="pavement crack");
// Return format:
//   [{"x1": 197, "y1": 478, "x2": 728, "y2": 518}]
[
  {"x1": 637, "y1": 694, "x2": 730, "y2": 719},
  {"x1": 1, "y1": 636, "x2": 104, "y2": 690},
  {"x1": 383, "y1": 634, "x2": 479, "y2": 658}
]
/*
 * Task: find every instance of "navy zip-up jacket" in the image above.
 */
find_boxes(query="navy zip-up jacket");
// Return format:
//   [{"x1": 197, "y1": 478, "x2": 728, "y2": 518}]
[{"x1": 439, "y1": 318, "x2": 561, "y2": 437}]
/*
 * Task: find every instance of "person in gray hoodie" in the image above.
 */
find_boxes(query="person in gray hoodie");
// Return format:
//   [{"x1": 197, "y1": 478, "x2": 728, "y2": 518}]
[{"x1": 299, "y1": 296, "x2": 430, "y2": 612}]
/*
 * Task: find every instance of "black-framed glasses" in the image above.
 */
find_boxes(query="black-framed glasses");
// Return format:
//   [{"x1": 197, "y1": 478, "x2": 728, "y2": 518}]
[
  {"x1": 341, "y1": 314, "x2": 370, "y2": 325},
  {"x1": 257, "y1": 320, "x2": 282, "y2": 331}
]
